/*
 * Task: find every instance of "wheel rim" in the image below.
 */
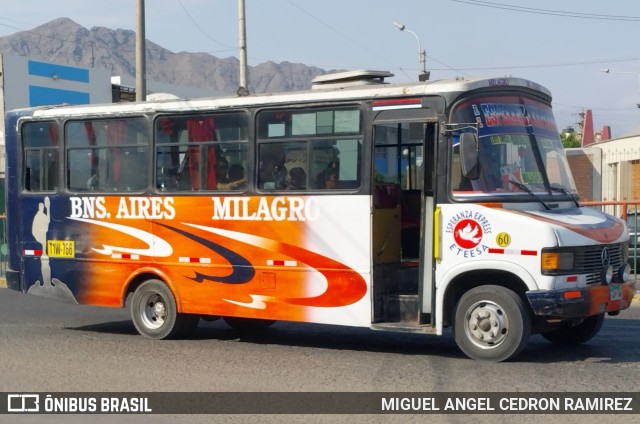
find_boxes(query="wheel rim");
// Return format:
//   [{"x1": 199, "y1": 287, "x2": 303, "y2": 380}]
[
  {"x1": 138, "y1": 291, "x2": 167, "y2": 330},
  {"x1": 463, "y1": 300, "x2": 509, "y2": 349}
]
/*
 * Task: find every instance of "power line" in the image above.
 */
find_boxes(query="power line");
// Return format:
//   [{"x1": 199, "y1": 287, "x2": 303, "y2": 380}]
[
  {"x1": 429, "y1": 56, "x2": 640, "y2": 71},
  {"x1": 283, "y1": 0, "x2": 470, "y2": 78},
  {"x1": 450, "y1": 0, "x2": 640, "y2": 21},
  {"x1": 282, "y1": 0, "x2": 394, "y2": 68},
  {"x1": 1, "y1": 7, "x2": 636, "y2": 79},
  {"x1": 176, "y1": 0, "x2": 236, "y2": 50}
]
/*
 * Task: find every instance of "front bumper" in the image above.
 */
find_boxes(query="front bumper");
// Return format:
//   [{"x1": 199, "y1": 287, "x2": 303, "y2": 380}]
[{"x1": 527, "y1": 281, "x2": 636, "y2": 318}]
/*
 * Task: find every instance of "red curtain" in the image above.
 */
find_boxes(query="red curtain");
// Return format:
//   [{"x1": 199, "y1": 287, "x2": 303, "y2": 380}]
[
  {"x1": 47, "y1": 123, "x2": 59, "y2": 146},
  {"x1": 186, "y1": 117, "x2": 216, "y2": 190},
  {"x1": 104, "y1": 120, "x2": 129, "y2": 185}
]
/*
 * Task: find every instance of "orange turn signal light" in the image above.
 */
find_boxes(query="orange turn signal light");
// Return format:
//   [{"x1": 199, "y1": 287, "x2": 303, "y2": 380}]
[{"x1": 563, "y1": 291, "x2": 582, "y2": 299}]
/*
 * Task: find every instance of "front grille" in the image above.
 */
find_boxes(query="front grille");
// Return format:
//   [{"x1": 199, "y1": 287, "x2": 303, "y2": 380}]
[{"x1": 571, "y1": 243, "x2": 627, "y2": 284}]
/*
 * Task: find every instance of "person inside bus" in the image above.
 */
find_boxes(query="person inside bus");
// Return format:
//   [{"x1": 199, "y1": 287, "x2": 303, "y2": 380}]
[
  {"x1": 87, "y1": 169, "x2": 100, "y2": 190},
  {"x1": 159, "y1": 167, "x2": 180, "y2": 191},
  {"x1": 217, "y1": 163, "x2": 247, "y2": 190},
  {"x1": 260, "y1": 152, "x2": 286, "y2": 189},
  {"x1": 474, "y1": 144, "x2": 504, "y2": 192},
  {"x1": 315, "y1": 166, "x2": 338, "y2": 189},
  {"x1": 215, "y1": 156, "x2": 230, "y2": 183},
  {"x1": 287, "y1": 167, "x2": 307, "y2": 190},
  {"x1": 228, "y1": 163, "x2": 245, "y2": 182}
]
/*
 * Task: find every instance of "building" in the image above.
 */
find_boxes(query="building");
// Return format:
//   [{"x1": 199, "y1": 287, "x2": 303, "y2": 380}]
[
  {"x1": 0, "y1": 54, "x2": 113, "y2": 177},
  {"x1": 567, "y1": 128, "x2": 640, "y2": 216},
  {"x1": 0, "y1": 54, "x2": 221, "y2": 178}
]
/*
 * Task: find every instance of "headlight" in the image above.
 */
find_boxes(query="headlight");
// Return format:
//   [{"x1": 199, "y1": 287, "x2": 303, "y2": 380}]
[
  {"x1": 618, "y1": 263, "x2": 631, "y2": 282},
  {"x1": 541, "y1": 251, "x2": 574, "y2": 273},
  {"x1": 602, "y1": 265, "x2": 614, "y2": 284}
]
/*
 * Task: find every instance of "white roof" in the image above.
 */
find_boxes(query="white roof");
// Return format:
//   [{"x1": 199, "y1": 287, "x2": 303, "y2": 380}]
[{"x1": 30, "y1": 74, "x2": 552, "y2": 119}]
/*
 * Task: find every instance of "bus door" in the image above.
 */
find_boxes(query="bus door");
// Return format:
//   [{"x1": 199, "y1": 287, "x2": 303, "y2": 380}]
[{"x1": 372, "y1": 112, "x2": 437, "y2": 328}]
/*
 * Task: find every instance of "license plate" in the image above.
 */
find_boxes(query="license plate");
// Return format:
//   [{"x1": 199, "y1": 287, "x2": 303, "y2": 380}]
[
  {"x1": 609, "y1": 284, "x2": 622, "y2": 301},
  {"x1": 47, "y1": 240, "x2": 75, "y2": 258}
]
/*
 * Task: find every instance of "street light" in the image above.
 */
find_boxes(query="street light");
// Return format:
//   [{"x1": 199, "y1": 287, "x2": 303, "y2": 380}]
[
  {"x1": 393, "y1": 21, "x2": 429, "y2": 81},
  {"x1": 601, "y1": 68, "x2": 640, "y2": 108}
]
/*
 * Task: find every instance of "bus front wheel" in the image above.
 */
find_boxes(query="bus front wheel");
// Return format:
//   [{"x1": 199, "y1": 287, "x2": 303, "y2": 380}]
[
  {"x1": 454, "y1": 285, "x2": 531, "y2": 362},
  {"x1": 130, "y1": 279, "x2": 198, "y2": 339}
]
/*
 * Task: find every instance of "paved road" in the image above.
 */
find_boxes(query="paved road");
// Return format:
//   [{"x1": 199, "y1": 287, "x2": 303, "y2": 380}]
[{"x1": 0, "y1": 288, "x2": 638, "y2": 424}]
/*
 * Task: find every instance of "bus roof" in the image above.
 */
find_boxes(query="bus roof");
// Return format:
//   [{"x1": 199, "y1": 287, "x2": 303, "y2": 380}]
[{"x1": 24, "y1": 73, "x2": 552, "y2": 119}]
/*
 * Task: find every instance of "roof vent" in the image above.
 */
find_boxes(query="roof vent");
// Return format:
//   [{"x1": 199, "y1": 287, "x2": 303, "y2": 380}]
[{"x1": 312, "y1": 70, "x2": 394, "y2": 90}]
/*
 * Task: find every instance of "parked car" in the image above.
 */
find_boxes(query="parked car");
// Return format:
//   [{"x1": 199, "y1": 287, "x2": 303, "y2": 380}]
[{"x1": 627, "y1": 211, "x2": 638, "y2": 273}]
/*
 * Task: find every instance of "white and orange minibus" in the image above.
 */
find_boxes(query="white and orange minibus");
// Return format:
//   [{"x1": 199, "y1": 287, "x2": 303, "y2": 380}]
[{"x1": 4, "y1": 70, "x2": 634, "y2": 361}]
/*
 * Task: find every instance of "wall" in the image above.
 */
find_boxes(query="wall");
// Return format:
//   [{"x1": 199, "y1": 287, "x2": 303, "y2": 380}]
[{"x1": 566, "y1": 147, "x2": 601, "y2": 201}]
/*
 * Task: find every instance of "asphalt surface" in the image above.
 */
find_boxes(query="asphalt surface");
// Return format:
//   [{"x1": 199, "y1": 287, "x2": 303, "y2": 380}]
[{"x1": 0, "y1": 275, "x2": 638, "y2": 424}]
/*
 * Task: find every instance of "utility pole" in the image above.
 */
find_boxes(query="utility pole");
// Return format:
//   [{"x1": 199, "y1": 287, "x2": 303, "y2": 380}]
[
  {"x1": 393, "y1": 22, "x2": 429, "y2": 81},
  {"x1": 136, "y1": 0, "x2": 147, "y2": 101},
  {"x1": 237, "y1": 0, "x2": 249, "y2": 95}
]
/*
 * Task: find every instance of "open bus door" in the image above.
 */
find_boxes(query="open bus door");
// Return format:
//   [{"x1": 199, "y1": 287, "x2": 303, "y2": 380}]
[{"x1": 371, "y1": 112, "x2": 437, "y2": 332}]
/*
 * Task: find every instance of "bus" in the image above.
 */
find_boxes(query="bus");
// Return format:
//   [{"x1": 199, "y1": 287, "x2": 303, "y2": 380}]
[{"x1": 4, "y1": 70, "x2": 635, "y2": 361}]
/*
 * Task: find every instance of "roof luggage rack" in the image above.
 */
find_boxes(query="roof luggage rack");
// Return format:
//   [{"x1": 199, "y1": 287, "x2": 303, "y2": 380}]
[{"x1": 311, "y1": 70, "x2": 394, "y2": 90}]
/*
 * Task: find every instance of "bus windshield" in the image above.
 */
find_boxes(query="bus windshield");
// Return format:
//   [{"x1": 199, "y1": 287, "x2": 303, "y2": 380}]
[{"x1": 450, "y1": 95, "x2": 577, "y2": 199}]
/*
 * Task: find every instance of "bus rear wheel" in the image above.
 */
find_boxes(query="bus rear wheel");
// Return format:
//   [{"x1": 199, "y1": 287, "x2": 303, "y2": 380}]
[
  {"x1": 541, "y1": 313, "x2": 604, "y2": 346},
  {"x1": 130, "y1": 279, "x2": 198, "y2": 339},
  {"x1": 454, "y1": 285, "x2": 531, "y2": 362}
]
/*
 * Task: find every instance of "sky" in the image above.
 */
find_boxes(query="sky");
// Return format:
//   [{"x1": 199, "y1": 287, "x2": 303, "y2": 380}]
[{"x1": 1, "y1": 0, "x2": 639, "y2": 138}]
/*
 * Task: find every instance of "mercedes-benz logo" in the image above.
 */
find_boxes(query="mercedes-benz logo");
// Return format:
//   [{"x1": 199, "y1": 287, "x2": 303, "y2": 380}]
[{"x1": 600, "y1": 247, "x2": 611, "y2": 267}]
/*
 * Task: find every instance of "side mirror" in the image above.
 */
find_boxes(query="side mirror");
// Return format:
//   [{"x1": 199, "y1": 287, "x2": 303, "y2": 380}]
[{"x1": 460, "y1": 132, "x2": 480, "y2": 179}]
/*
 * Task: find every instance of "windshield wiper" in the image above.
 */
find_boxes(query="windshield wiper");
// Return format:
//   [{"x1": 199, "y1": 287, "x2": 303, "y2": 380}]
[
  {"x1": 509, "y1": 179, "x2": 550, "y2": 210},
  {"x1": 550, "y1": 184, "x2": 580, "y2": 208}
]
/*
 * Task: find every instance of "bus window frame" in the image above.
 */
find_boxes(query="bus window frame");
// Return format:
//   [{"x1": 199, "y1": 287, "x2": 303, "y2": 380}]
[
  {"x1": 445, "y1": 92, "x2": 573, "y2": 204},
  {"x1": 153, "y1": 110, "x2": 251, "y2": 194},
  {"x1": 20, "y1": 119, "x2": 62, "y2": 194},
  {"x1": 64, "y1": 115, "x2": 151, "y2": 194},
  {"x1": 255, "y1": 104, "x2": 365, "y2": 194}
]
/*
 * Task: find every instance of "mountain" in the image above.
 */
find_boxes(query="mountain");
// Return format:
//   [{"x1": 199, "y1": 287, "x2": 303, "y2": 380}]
[{"x1": 0, "y1": 17, "x2": 331, "y2": 95}]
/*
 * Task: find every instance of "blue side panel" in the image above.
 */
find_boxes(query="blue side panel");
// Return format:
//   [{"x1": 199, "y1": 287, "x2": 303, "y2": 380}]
[
  {"x1": 28, "y1": 60, "x2": 90, "y2": 83},
  {"x1": 4, "y1": 110, "x2": 30, "y2": 290},
  {"x1": 29, "y1": 86, "x2": 90, "y2": 107}
]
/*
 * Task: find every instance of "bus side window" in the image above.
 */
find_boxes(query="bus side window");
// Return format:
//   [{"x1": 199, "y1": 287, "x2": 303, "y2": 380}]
[
  {"x1": 311, "y1": 139, "x2": 361, "y2": 190},
  {"x1": 155, "y1": 113, "x2": 248, "y2": 192},
  {"x1": 257, "y1": 107, "x2": 362, "y2": 192},
  {"x1": 22, "y1": 122, "x2": 60, "y2": 192},
  {"x1": 66, "y1": 118, "x2": 149, "y2": 193},
  {"x1": 105, "y1": 120, "x2": 149, "y2": 192}
]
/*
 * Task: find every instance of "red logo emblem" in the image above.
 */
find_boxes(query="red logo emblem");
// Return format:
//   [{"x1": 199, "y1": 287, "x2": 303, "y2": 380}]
[{"x1": 453, "y1": 219, "x2": 483, "y2": 249}]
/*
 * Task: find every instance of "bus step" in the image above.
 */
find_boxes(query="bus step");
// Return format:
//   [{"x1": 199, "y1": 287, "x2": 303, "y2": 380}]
[
  {"x1": 384, "y1": 293, "x2": 420, "y2": 322},
  {"x1": 391, "y1": 267, "x2": 419, "y2": 293},
  {"x1": 370, "y1": 321, "x2": 437, "y2": 334}
]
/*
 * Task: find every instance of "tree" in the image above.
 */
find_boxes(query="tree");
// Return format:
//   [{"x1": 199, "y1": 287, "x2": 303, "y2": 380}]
[{"x1": 561, "y1": 132, "x2": 581, "y2": 148}]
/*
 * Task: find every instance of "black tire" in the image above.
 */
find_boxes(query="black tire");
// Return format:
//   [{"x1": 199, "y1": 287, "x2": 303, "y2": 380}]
[
  {"x1": 223, "y1": 317, "x2": 276, "y2": 331},
  {"x1": 541, "y1": 313, "x2": 604, "y2": 346},
  {"x1": 130, "y1": 279, "x2": 194, "y2": 339},
  {"x1": 454, "y1": 285, "x2": 531, "y2": 362}
]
